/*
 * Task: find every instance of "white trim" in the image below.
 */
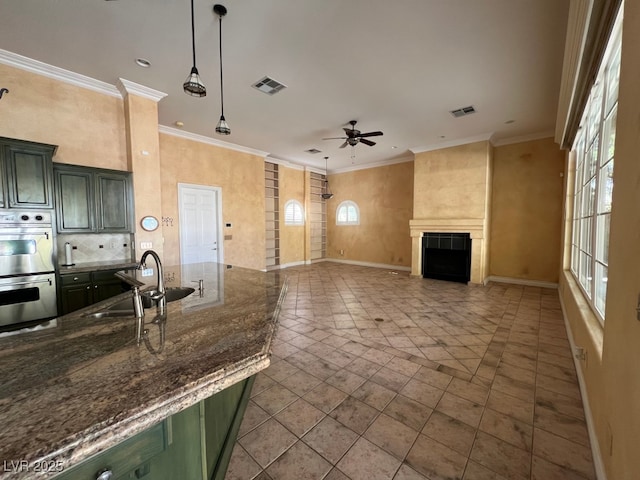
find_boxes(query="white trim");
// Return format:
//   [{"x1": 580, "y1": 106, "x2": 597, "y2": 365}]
[
  {"x1": 558, "y1": 294, "x2": 608, "y2": 480},
  {"x1": 483, "y1": 275, "x2": 558, "y2": 289},
  {"x1": 555, "y1": 0, "x2": 594, "y2": 145},
  {"x1": 410, "y1": 132, "x2": 494, "y2": 154},
  {"x1": 305, "y1": 165, "x2": 326, "y2": 175},
  {"x1": 491, "y1": 131, "x2": 556, "y2": 147},
  {"x1": 278, "y1": 261, "x2": 307, "y2": 269},
  {"x1": 177, "y1": 183, "x2": 224, "y2": 264},
  {"x1": 330, "y1": 155, "x2": 414, "y2": 174},
  {"x1": 326, "y1": 258, "x2": 411, "y2": 272},
  {"x1": 0, "y1": 48, "x2": 120, "y2": 97},
  {"x1": 159, "y1": 125, "x2": 270, "y2": 158},
  {"x1": 266, "y1": 157, "x2": 305, "y2": 171},
  {"x1": 117, "y1": 78, "x2": 167, "y2": 102}
]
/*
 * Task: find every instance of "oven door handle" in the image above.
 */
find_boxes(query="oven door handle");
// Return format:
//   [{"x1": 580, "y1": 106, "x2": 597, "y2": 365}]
[
  {"x1": 4, "y1": 278, "x2": 53, "y2": 287},
  {"x1": 0, "y1": 232, "x2": 50, "y2": 239}
]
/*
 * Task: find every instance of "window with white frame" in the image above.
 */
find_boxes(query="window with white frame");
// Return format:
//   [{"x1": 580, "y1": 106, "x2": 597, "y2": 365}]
[
  {"x1": 570, "y1": 12, "x2": 621, "y2": 322},
  {"x1": 336, "y1": 200, "x2": 360, "y2": 225},
  {"x1": 284, "y1": 199, "x2": 304, "y2": 225}
]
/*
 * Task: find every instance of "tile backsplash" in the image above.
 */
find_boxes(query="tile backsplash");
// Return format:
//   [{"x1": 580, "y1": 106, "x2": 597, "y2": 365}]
[{"x1": 56, "y1": 233, "x2": 134, "y2": 265}]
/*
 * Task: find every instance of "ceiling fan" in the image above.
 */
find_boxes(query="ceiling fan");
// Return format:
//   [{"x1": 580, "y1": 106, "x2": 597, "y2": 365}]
[{"x1": 323, "y1": 120, "x2": 383, "y2": 148}]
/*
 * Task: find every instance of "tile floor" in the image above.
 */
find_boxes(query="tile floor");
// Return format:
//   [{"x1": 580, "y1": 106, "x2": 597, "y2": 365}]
[{"x1": 226, "y1": 263, "x2": 596, "y2": 480}]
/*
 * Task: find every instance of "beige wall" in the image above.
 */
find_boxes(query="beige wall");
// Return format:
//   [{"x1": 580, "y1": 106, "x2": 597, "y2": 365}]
[
  {"x1": 0, "y1": 64, "x2": 127, "y2": 170},
  {"x1": 158, "y1": 134, "x2": 266, "y2": 271},
  {"x1": 558, "y1": 2, "x2": 640, "y2": 478},
  {"x1": 278, "y1": 165, "x2": 305, "y2": 266},
  {"x1": 490, "y1": 137, "x2": 564, "y2": 283},
  {"x1": 326, "y1": 161, "x2": 413, "y2": 267},
  {"x1": 413, "y1": 141, "x2": 491, "y2": 220}
]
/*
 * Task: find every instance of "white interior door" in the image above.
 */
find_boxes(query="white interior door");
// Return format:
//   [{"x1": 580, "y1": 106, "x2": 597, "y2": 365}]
[{"x1": 178, "y1": 183, "x2": 223, "y2": 265}]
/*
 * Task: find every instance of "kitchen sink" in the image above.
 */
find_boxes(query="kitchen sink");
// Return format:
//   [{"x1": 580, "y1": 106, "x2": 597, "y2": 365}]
[{"x1": 83, "y1": 287, "x2": 196, "y2": 318}]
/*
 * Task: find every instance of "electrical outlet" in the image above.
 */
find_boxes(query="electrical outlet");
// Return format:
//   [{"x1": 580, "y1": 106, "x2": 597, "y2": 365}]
[
  {"x1": 140, "y1": 242, "x2": 153, "y2": 249},
  {"x1": 141, "y1": 268, "x2": 154, "y2": 277}
]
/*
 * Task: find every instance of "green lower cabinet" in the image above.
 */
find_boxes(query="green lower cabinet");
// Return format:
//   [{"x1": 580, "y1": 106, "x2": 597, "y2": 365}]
[{"x1": 54, "y1": 375, "x2": 255, "y2": 480}]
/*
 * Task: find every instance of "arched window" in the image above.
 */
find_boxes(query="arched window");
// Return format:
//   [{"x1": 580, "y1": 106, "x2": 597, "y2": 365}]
[
  {"x1": 336, "y1": 200, "x2": 360, "y2": 225},
  {"x1": 284, "y1": 199, "x2": 305, "y2": 225}
]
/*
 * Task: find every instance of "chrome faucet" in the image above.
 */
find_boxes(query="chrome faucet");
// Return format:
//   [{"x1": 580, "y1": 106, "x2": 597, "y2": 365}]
[{"x1": 140, "y1": 250, "x2": 165, "y2": 300}]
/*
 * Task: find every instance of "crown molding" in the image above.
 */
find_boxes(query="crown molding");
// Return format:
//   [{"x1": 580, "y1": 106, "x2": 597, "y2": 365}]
[
  {"x1": 117, "y1": 78, "x2": 167, "y2": 102},
  {"x1": 265, "y1": 157, "x2": 305, "y2": 171},
  {"x1": 158, "y1": 125, "x2": 270, "y2": 158},
  {"x1": 491, "y1": 130, "x2": 556, "y2": 147},
  {"x1": 410, "y1": 132, "x2": 494, "y2": 154},
  {"x1": 0, "y1": 49, "x2": 120, "y2": 97},
  {"x1": 330, "y1": 154, "x2": 414, "y2": 174}
]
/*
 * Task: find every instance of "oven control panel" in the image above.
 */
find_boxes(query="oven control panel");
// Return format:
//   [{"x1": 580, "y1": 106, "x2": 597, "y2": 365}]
[{"x1": 0, "y1": 210, "x2": 52, "y2": 225}]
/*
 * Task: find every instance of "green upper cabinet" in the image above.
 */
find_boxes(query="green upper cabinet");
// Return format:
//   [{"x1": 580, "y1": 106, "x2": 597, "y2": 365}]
[
  {"x1": 54, "y1": 164, "x2": 134, "y2": 233},
  {"x1": 0, "y1": 137, "x2": 56, "y2": 209}
]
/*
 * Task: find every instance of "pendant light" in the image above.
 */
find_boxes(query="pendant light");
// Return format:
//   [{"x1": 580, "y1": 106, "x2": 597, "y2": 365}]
[
  {"x1": 183, "y1": 0, "x2": 207, "y2": 97},
  {"x1": 214, "y1": 4, "x2": 231, "y2": 135},
  {"x1": 321, "y1": 157, "x2": 334, "y2": 199}
]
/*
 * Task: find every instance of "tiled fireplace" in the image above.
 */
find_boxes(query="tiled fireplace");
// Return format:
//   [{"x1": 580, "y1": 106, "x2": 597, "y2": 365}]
[{"x1": 409, "y1": 218, "x2": 488, "y2": 284}]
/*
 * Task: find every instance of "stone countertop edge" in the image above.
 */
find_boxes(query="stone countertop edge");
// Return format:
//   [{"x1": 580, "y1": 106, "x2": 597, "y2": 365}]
[{"x1": 0, "y1": 267, "x2": 287, "y2": 480}]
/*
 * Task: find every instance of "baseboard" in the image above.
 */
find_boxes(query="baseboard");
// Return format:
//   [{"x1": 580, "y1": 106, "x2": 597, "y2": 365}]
[
  {"x1": 325, "y1": 258, "x2": 411, "y2": 272},
  {"x1": 484, "y1": 275, "x2": 558, "y2": 289},
  {"x1": 278, "y1": 261, "x2": 307, "y2": 269},
  {"x1": 558, "y1": 295, "x2": 608, "y2": 480}
]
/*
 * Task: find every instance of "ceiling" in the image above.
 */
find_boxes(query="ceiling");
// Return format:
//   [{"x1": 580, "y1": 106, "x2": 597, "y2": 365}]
[{"x1": 0, "y1": 0, "x2": 569, "y2": 172}]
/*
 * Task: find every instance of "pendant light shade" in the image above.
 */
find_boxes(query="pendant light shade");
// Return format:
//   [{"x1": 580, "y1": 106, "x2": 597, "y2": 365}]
[
  {"x1": 215, "y1": 115, "x2": 231, "y2": 135},
  {"x1": 183, "y1": 0, "x2": 206, "y2": 97},
  {"x1": 214, "y1": 4, "x2": 230, "y2": 135},
  {"x1": 321, "y1": 157, "x2": 334, "y2": 199}
]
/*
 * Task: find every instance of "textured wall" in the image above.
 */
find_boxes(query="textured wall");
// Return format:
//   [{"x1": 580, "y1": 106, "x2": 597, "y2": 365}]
[
  {"x1": 0, "y1": 64, "x2": 127, "y2": 170},
  {"x1": 490, "y1": 137, "x2": 564, "y2": 282},
  {"x1": 413, "y1": 141, "x2": 491, "y2": 220},
  {"x1": 326, "y1": 161, "x2": 413, "y2": 267},
  {"x1": 158, "y1": 134, "x2": 266, "y2": 271}
]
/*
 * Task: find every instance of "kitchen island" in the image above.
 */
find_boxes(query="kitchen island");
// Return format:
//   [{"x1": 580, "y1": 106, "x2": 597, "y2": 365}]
[{"x1": 0, "y1": 262, "x2": 286, "y2": 479}]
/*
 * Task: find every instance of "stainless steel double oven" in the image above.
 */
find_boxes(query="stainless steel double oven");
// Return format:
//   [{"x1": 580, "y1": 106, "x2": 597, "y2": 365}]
[{"x1": 0, "y1": 210, "x2": 57, "y2": 327}]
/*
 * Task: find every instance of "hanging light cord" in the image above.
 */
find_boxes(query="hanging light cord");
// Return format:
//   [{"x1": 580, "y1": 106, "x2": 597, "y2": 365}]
[
  {"x1": 218, "y1": 13, "x2": 225, "y2": 117},
  {"x1": 190, "y1": 0, "x2": 197, "y2": 67}
]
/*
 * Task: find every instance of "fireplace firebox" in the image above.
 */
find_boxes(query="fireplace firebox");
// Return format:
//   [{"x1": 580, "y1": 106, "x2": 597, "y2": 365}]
[{"x1": 422, "y1": 233, "x2": 471, "y2": 283}]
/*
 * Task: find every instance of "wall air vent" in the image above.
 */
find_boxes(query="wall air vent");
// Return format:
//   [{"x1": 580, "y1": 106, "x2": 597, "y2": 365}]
[
  {"x1": 305, "y1": 148, "x2": 322, "y2": 154},
  {"x1": 450, "y1": 105, "x2": 477, "y2": 118},
  {"x1": 252, "y1": 76, "x2": 287, "y2": 95}
]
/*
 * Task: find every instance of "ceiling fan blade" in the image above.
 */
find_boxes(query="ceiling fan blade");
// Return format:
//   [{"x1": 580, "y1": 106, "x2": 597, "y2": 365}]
[
  {"x1": 356, "y1": 131, "x2": 383, "y2": 138},
  {"x1": 360, "y1": 138, "x2": 376, "y2": 146},
  {"x1": 339, "y1": 141, "x2": 348, "y2": 148},
  {"x1": 322, "y1": 137, "x2": 347, "y2": 140}
]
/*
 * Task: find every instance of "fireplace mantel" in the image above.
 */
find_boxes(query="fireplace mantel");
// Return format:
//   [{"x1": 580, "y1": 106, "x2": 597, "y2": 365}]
[{"x1": 409, "y1": 218, "x2": 488, "y2": 283}]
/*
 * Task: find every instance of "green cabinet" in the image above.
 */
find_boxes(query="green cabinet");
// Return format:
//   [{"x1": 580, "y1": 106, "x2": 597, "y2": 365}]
[
  {"x1": 54, "y1": 164, "x2": 134, "y2": 233},
  {"x1": 0, "y1": 137, "x2": 56, "y2": 209},
  {"x1": 60, "y1": 270, "x2": 130, "y2": 315},
  {"x1": 54, "y1": 376, "x2": 255, "y2": 480}
]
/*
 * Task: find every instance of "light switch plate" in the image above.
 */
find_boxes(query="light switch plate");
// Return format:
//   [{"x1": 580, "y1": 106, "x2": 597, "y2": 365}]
[{"x1": 141, "y1": 268, "x2": 154, "y2": 277}]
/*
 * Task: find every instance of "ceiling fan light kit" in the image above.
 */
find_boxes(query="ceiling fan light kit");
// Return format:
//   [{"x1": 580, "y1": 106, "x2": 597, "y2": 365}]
[{"x1": 323, "y1": 120, "x2": 383, "y2": 149}]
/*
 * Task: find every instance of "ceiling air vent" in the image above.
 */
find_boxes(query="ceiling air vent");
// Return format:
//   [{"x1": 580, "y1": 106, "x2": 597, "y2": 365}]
[
  {"x1": 450, "y1": 105, "x2": 476, "y2": 118},
  {"x1": 305, "y1": 148, "x2": 322, "y2": 154},
  {"x1": 252, "y1": 76, "x2": 287, "y2": 95}
]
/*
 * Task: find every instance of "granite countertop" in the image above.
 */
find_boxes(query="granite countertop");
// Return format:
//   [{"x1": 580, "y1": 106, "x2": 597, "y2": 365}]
[{"x1": 0, "y1": 263, "x2": 286, "y2": 479}]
